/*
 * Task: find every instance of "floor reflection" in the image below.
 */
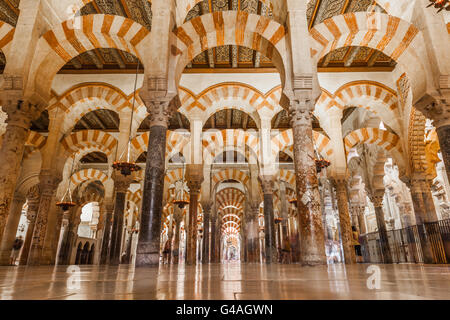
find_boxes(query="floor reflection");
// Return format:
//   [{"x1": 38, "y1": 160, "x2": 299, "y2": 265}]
[{"x1": 0, "y1": 263, "x2": 448, "y2": 300}]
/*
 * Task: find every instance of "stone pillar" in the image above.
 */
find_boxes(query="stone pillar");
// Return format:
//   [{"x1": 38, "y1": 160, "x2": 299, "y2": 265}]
[
  {"x1": 0, "y1": 95, "x2": 38, "y2": 244},
  {"x1": 260, "y1": 177, "x2": 276, "y2": 264},
  {"x1": 210, "y1": 213, "x2": 219, "y2": 263},
  {"x1": 357, "y1": 205, "x2": 367, "y2": 234},
  {"x1": 61, "y1": 217, "x2": 80, "y2": 265},
  {"x1": 410, "y1": 174, "x2": 438, "y2": 223},
  {"x1": 202, "y1": 204, "x2": 211, "y2": 264},
  {"x1": 57, "y1": 210, "x2": 75, "y2": 265},
  {"x1": 289, "y1": 97, "x2": 327, "y2": 265},
  {"x1": 100, "y1": 203, "x2": 114, "y2": 265},
  {"x1": 334, "y1": 179, "x2": 356, "y2": 264},
  {"x1": 186, "y1": 177, "x2": 202, "y2": 265},
  {"x1": 172, "y1": 210, "x2": 182, "y2": 264},
  {"x1": 19, "y1": 195, "x2": 39, "y2": 265},
  {"x1": 370, "y1": 191, "x2": 393, "y2": 264},
  {"x1": 0, "y1": 194, "x2": 26, "y2": 265},
  {"x1": 109, "y1": 174, "x2": 131, "y2": 265},
  {"x1": 436, "y1": 124, "x2": 450, "y2": 183},
  {"x1": 27, "y1": 173, "x2": 60, "y2": 265},
  {"x1": 135, "y1": 98, "x2": 172, "y2": 266}
]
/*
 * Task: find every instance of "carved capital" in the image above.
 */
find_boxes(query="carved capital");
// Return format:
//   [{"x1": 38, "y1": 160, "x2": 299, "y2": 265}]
[
  {"x1": 187, "y1": 180, "x2": 202, "y2": 195},
  {"x1": 288, "y1": 96, "x2": 314, "y2": 128},
  {"x1": 369, "y1": 190, "x2": 385, "y2": 208},
  {"x1": 259, "y1": 175, "x2": 274, "y2": 194},
  {"x1": 415, "y1": 94, "x2": 450, "y2": 128},
  {"x1": 112, "y1": 170, "x2": 133, "y2": 190}
]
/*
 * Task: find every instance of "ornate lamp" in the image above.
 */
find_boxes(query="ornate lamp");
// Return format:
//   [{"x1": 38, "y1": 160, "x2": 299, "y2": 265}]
[
  {"x1": 314, "y1": 146, "x2": 331, "y2": 173},
  {"x1": 56, "y1": 157, "x2": 76, "y2": 211},
  {"x1": 274, "y1": 217, "x2": 283, "y2": 224},
  {"x1": 112, "y1": 59, "x2": 142, "y2": 176},
  {"x1": 427, "y1": 0, "x2": 449, "y2": 12},
  {"x1": 173, "y1": 160, "x2": 189, "y2": 209}
]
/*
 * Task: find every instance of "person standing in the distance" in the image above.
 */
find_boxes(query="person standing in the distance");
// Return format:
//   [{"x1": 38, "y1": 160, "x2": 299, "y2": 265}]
[
  {"x1": 352, "y1": 226, "x2": 363, "y2": 263},
  {"x1": 10, "y1": 236, "x2": 24, "y2": 266}
]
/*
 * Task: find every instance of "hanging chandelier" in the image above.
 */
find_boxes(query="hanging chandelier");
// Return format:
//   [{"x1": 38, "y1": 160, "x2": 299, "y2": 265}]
[
  {"x1": 173, "y1": 160, "x2": 189, "y2": 209},
  {"x1": 112, "y1": 59, "x2": 142, "y2": 176},
  {"x1": 288, "y1": 198, "x2": 297, "y2": 206},
  {"x1": 427, "y1": 0, "x2": 449, "y2": 12},
  {"x1": 314, "y1": 145, "x2": 331, "y2": 173},
  {"x1": 56, "y1": 157, "x2": 76, "y2": 211}
]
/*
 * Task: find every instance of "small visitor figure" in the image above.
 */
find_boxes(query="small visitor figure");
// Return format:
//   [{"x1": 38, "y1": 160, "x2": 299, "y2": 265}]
[
  {"x1": 352, "y1": 226, "x2": 363, "y2": 263},
  {"x1": 10, "y1": 236, "x2": 24, "y2": 266},
  {"x1": 162, "y1": 240, "x2": 171, "y2": 265}
]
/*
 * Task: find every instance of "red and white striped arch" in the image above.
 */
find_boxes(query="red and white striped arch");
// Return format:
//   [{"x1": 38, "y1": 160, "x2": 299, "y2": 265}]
[
  {"x1": 344, "y1": 127, "x2": 404, "y2": 168},
  {"x1": 315, "y1": 81, "x2": 401, "y2": 134},
  {"x1": 70, "y1": 168, "x2": 108, "y2": 190},
  {"x1": 212, "y1": 169, "x2": 250, "y2": 190},
  {"x1": 171, "y1": 11, "x2": 288, "y2": 86},
  {"x1": 271, "y1": 129, "x2": 333, "y2": 161},
  {"x1": 130, "y1": 130, "x2": 190, "y2": 162},
  {"x1": 31, "y1": 14, "x2": 150, "y2": 101},
  {"x1": 216, "y1": 188, "x2": 245, "y2": 212},
  {"x1": 202, "y1": 129, "x2": 260, "y2": 164},
  {"x1": 61, "y1": 130, "x2": 117, "y2": 157},
  {"x1": 309, "y1": 12, "x2": 427, "y2": 98},
  {"x1": 51, "y1": 84, "x2": 129, "y2": 133}
]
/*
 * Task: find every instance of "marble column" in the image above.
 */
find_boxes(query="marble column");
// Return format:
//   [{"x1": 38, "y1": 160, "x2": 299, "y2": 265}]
[
  {"x1": 0, "y1": 98, "x2": 38, "y2": 244},
  {"x1": 202, "y1": 204, "x2": 211, "y2": 264},
  {"x1": 186, "y1": 179, "x2": 202, "y2": 265},
  {"x1": 334, "y1": 179, "x2": 356, "y2": 264},
  {"x1": 0, "y1": 194, "x2": 26, "y2": 265},
  {"x1": 27, "y1": 173, "x2": 61, "y2": 266},
  {"x1": 172, "y1": 210, "x2": 182, "y2": 264},
  {"x1": 409, "y1": 175, "x2": 436, "y2": 263},
  {"x1": 210, "y1": 214, "x2": 218, "y2": 263},
  {"x1": 357, "y1": 205, "x2": 367, "y2": 234},
  {"x1": 109, "y1": 174, "x2": 131, "y2": 265},
  {"x1": 370, "y1": 192, "x2": 393, "y2": 264},
  {"x1": 19, "y1": 196, "x2": 39, "y2": 265},
  {"x1": 136, "y1": 99, "x2": 171, "y2": 267},
  {"x1": 60, "y1": 217, "x2": 80, "y2": 265},
  {"x1": 260, "y1": 177, "x2": 276, "y2": 264},
  {"x1": 289, "y1": 98, "x2": 327, "y2": 265},
  {"x1": 436, "y1": 123, "x2": 450, "y2": 183},
  {"x1": 100, "y1": 203, "x2": 114, "y2": 265}
]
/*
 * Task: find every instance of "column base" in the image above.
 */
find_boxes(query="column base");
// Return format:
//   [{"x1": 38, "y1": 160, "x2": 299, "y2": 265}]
[
  {"x1": 135, "y1": 242, "x2": 160, "y2": 267},
  {"x1": 300, "y1": 254, "x2": 328, "y2": 266}
]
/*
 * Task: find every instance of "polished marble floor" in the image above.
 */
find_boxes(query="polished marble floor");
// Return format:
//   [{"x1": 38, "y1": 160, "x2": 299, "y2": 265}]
[{"x1": 0, "y1": 263, "x2": 449, "y2": 300}]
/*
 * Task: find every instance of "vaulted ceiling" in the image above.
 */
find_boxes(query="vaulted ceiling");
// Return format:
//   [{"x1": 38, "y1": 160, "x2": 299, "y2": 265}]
[{"x1": 0, "y1": 0, "x2": 398, "y2": 73}]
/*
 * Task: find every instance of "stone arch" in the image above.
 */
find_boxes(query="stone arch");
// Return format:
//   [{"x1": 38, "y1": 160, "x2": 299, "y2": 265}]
[
  {"x1": 61, "y1": 130, "x2": 118, "y2": 157},
  {"x1": 271, "y1": 129, "x2": 333, "y2": 161},
  {"x1": 202, "y1": 129, "x2": 260, "y2": 165},
  {"x1": 130, "y1": 130, "x2": 190, "y2": 162},
  {"x1": 170, "y1": 11, "x2": 289, "y2": 92},
  {"x1": 70, "y1": 168, "x2": 108, "y2": 191},
  {"x1": 310, "y1": 12, "x2": 428, "y2": 100},
  {"x1": 26, "y1": 131, "x2": 47, "y2": 150},
  {"x1": 126, "y1": 189, "x2": 142, "y2": 207},
  {"x1": 29, "y1": 14, "x2": 150, "y2": 102},
  {"x1": 315, "y1": 81, "x2": 401, "y2": 134},
  {"x1": 177, "y1": 0, "x2": 284, "y2": 26},
  {"x1": 277, "y1": 169, "x2": 296, "y2": 188},
  {"x1": 216, "y1": 187, "x2": 245, "y2": 211},
  {"x1": 344, "y1": 127, "x2": 404, "y2": 171},
  {"x1": 212, "y1": 169, "x2": 250, "y2": 191},
  {"x1": 51, "y1": 83, "x2": 129, "y2": 133}
]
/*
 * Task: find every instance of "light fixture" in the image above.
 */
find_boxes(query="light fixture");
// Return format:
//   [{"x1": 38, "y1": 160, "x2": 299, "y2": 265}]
[
  {"x1": 112, "y1": 59, "x2": 142, "y2": 176},
  {"x1": 314, "y1": 146, "x2": 331, "y2": 173},
  {"x1": 173, "y1": 158, "x2": 189, "y2": 209},
  {"x1": 56, "y1": 156, "x2": 76, "y2": 211},
  {"x1": 288, "y1": 198, "x2": 298, "y2": 207},
  {"x1": 427, "y1": 0, "x2": 449, "y2": 12}
]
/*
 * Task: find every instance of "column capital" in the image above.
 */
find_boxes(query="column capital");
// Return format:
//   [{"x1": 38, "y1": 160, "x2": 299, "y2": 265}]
[
  {"x1": 415, "y1": 93, "x2": 450, "y2": 128},
  {"x1": 38, "y1": 172, "x2": 61, "y2": 195},
  {"x1": 259, "y1": 175, "x2": 274, "y2": 194},
  {"x1": 369, "y1": 190, "x2": 385, "y2": 208},
  {"x1": 288, "y1": 96, "x2": 314, "y2": 128},
  {"x1": 187, "y1": 180, "x2": 202, "y2": 195},
  {"x1": 112, "y1": 172, "x2": 133, "y2": 193}
]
